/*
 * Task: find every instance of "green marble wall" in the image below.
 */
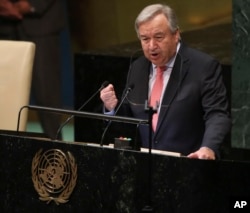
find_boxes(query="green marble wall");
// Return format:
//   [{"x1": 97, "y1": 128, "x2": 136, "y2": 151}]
[{"x1": 232, "y1": 0, "x2": 250, "y2": 149}]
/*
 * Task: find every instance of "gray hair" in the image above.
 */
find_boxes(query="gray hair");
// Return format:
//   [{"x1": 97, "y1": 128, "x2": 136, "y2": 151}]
[{"x1": 135, "y1": 4, "x2": 179, "y2": 36}]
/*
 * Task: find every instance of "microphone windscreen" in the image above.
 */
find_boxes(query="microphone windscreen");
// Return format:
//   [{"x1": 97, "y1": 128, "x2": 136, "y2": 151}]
[
  {"x1": 101, "y1": 81, "x2": 109, "y2": 88},
  {"x1": 129, "y1": 83, "x2": 135, "y2": 90}
]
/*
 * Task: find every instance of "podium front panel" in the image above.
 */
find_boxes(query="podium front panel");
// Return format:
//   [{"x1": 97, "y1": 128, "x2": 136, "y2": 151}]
[{"x1": 0, "y1": 133, "x2": 250, "y2": 212}]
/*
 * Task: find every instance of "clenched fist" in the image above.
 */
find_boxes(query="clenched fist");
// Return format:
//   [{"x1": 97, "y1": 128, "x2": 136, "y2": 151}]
[{"x1": 100, "y1": 84, "x2": 118, "y2": 111}]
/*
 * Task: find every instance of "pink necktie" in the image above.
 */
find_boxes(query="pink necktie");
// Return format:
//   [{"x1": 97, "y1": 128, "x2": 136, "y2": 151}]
[{"x1": 150, "y1": 66, "x2": 166, "y2": 131}]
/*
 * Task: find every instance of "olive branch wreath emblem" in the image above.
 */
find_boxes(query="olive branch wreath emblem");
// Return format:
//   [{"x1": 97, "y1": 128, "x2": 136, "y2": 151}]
[{"x1": 32, "y1": 149, "x2": 77, "y2": 205}]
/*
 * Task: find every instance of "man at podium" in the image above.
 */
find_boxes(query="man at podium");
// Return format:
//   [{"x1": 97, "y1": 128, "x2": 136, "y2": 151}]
[{"x1": 100, "y1": 4, "x2": 231, "y2": 160}]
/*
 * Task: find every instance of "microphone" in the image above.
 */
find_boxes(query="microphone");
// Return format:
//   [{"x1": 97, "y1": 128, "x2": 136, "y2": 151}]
[
  {"x1": 100, "y1": 83, "x2": 134, "y2": 146},
  {"x1": 55, "y1": 81, "x2": 109, "y2": 140}
]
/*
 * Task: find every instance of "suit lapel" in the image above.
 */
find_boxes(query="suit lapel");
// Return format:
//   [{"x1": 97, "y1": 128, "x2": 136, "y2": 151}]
[
  {"x1": 155, "y1": 52, "x2": 189, "y2": 133},
  {"x1": 127, "y1": 59, "x2": 151, "y2": 105}
]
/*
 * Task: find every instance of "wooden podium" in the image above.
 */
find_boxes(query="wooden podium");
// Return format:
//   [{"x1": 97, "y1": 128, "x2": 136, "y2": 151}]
[{"x1": 1, "y1": 132, "x2": 250, "y2": 212}]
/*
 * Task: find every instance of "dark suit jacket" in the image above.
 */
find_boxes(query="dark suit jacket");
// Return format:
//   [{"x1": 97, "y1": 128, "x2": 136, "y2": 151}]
[
  {"x1": 20, "y1": 0, "x2": 65, "y2": 36},
  {"x1": 0, "y1": 0, "x2": 65, "y2": 38},
  {"x1": 0, "y1": 0, "x2": 20, "y2": 39},
  {"x1": 121, "y1": 43, "x2": 231, "y2": 156}
]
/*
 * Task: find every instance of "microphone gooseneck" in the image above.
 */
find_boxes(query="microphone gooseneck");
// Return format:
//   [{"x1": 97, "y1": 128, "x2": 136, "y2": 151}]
[
  {"x1": 100, "y1": 84, "x2": 134, "y2": 146},
  {"x1": 114, "y1": 84, "x2": 134, "y2": 115},
  {"x1": 55, "y1": 81, "x2": 109, "y2": 140}
]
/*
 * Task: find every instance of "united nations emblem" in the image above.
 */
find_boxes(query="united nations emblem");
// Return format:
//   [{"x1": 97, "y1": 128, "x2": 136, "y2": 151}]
[{"x1": 32, "y1": 149, "x2": 77, "y2": 205}]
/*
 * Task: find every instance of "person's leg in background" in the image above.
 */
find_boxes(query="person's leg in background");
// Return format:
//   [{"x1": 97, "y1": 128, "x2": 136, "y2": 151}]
[{"x1": 30, "y1": 34, "x2": 62, "y2": 139}]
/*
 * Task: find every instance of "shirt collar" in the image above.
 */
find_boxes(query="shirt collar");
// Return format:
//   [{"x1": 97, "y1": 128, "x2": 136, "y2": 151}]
[{"x1": 152, "y1": 42, "x2": 181, "y2": 70}]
